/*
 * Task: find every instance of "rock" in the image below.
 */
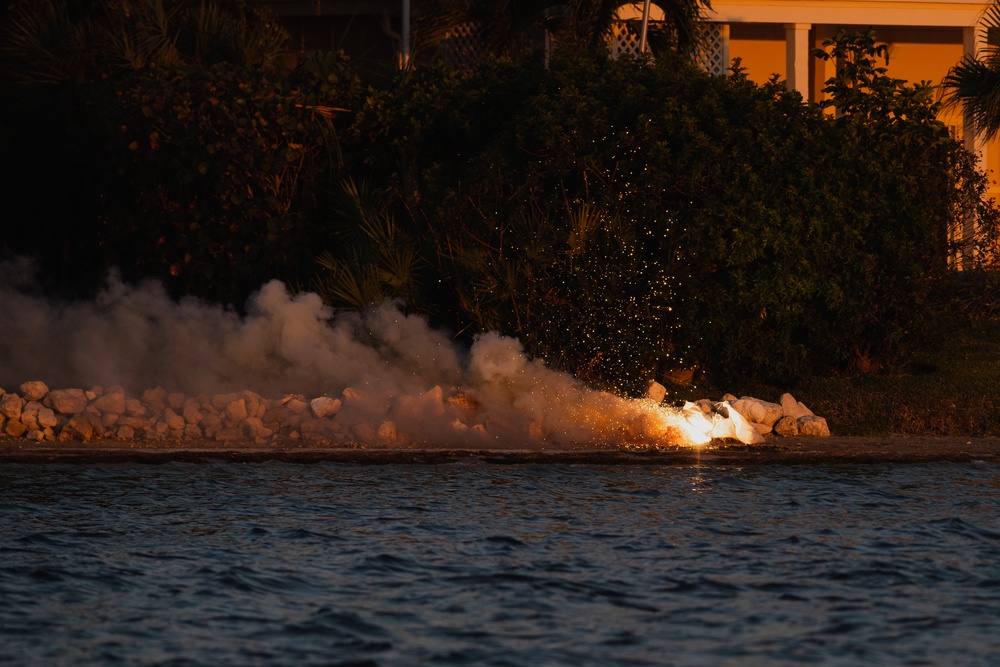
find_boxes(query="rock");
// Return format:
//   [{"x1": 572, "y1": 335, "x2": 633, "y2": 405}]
[
  {"x1": 163, "y1": 408, "x2": 186, "y2": 431},
  {"x1": 225, "y1": 398, "x2": 248, "y2": 423},
  {"x1": 245, "y1": 417, "x2": 272, "y2": 440},
  {"x1": 5, "y1": 419, "x2": 27, "y2": 437},
  {"x1": 310, "y1": 396, "x2": 342, "y2": 419},
  {"x1": 91, "y1": 392, "x2": 126, "y2": 415},
  {"x1": 45, "y1": 388, "x2": 89, "y2": 415},
  {"x1": 59, "y1": 415, "x2": 95, "y2": 442},
  {"x1": 780, "y1": 393, "x2": 814, "y2": 419},
  {"x1": 732, "y1": 397, "x2": 784, "y2": 427},
  {"x1": 261, "y1": 406, "x2": 290, "y2": 425},
  {"x1": 773, "y1": 415, "x2": 799, "y2": 436},
  {"x1": 646, "y1": 380, "x2": 667, "y2": 403},
  {"x1": 20, "y1": 402, "x2": 42, "y2": 430},
  {"x1": 19, "y1": 381, "x2": 49, "y2": 402},
  {"x1": 36, "y1": 406, "x2": 59, "y2": 430},
  {"x1": 211, "y1": 392, "x2": 240, "y2": 411},
  {"x1": 351, "y1": 422, "x2": 377, "y2": 442},
  {"x1": 284, "y1": 397, "x2": 309, "y2": 415},
  {"x1": 182, "y1": 399, "x2": 204, "y2": 425},
  {"x1": 125, "y1": 398, "x2": 146, "y2": 417},
  {"x1": 167, "y1": 392, "x2": 186, "y2": 411},
  {"x1": 0, "y1": 394, "x2": 23, "y2": 420},
  {"x1": 797, "y1": 415, "x2": 830, "y2": 437},
  {"x1": 142, "y1": 387, "x2": 169, "y2": 415}
]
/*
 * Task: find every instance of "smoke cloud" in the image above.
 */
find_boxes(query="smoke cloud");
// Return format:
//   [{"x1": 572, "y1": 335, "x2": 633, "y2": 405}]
[{"x1": 0, "y1": 259, "x2": 702, "y2": 448}]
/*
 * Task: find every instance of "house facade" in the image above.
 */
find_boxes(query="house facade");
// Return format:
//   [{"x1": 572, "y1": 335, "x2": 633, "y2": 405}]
[
  {"x1": 257, "y1": 0, "x2": 995, "y2": 193},
  {"x1": 705, "y1": 0, "x2": 991, "y2": 177}
]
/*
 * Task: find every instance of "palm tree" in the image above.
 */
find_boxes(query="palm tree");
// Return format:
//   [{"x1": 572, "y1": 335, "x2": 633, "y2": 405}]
[
  {"x1": 0, "y1": 0, "x2": 289, "y2": 86},
  {"x1": 942, "y1": 0, "x2": 1000, "y2": 140}
]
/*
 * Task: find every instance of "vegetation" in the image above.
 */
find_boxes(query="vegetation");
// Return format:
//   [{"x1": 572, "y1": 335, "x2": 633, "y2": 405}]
[
  {"x1": 674, "y1": 299, "x2": 1000, "y2": 438},
  {"x1": 2, "y1": 1, "x2": 999, "y2": 430},
  {"x1": 943, "y1": 0, "x2": 1000, "y2": 140}
]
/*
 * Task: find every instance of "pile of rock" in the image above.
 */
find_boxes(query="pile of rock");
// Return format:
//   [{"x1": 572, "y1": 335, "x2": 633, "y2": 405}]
[
  {"x1": 0, "y1": 380, "x2": 830, "y2": 447},
  {"x1": 0, "y1": 381, "x2": 373, "y2": 446},
  {"x1": 687, "y1": 392, "x2": 831, "y2": 438}
]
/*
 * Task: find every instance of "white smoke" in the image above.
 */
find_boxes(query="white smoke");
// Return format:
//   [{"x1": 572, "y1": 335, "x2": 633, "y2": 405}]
[{"x1": 0, "y1": 259, "x2": 704, "y2": 447}]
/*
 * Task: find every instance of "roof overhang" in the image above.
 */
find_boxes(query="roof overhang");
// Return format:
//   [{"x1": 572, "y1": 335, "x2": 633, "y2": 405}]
[{"x1": 706, "y1": 0, "x2": 988, "y2": 27}]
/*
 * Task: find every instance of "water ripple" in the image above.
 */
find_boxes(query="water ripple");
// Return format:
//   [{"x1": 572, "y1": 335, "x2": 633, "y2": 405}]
[{"x1": 0, "y1": 462, "x2": 998, "y2": 666}]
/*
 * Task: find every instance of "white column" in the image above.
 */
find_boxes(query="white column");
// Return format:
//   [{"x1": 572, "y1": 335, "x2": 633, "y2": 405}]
[
  {"x1": 961, "y1": 25, "x2": 988, "y2": 267},
  {"x1": 963, "y1": 25, "x2": 987, "y2": 169},
  {"x1": 784, "y1": 23, "x2": 812, "y2": 98}
]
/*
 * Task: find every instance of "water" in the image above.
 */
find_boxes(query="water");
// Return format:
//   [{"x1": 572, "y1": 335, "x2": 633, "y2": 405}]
[{"x1": 2, "y1": 461, "x2": 999, "y2": 666}]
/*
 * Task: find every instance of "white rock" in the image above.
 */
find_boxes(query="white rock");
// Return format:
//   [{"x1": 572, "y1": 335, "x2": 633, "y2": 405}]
[
  {"x1": 773, "y1": 415, "x2": 799, "y2": 436},
  {"x1": 310, "y1": 396, "x2": 342, "y2": 419},
  {"x1": 37, "y1": 406, "x2": 59, "y2": 430},
  {"x1": 91, "y1": 392, "x2": 126, "y2": 415},
  {"x1": 225, "y1": 398, "x2": 248, "y2": 423},
  {"x1": 0, "y1": 394, "x2": 23, "y2": 420},
  {"x1": 708, "y1": 402, "x2": 765, "y2": 444},
  {"x1": 646, "y1": 380, "x2": 667, "y2": 403},
  {"x1": 19, "y1": 381, "x2": 49, "y2": 402},
  {"x1": 780, "y1": 393, "x2": 814, "y2": 419},
  {"x1": 45, "y1": 388, "x2": 89, "y2": 414},
  {"x1": 797, "y1": 415, "x2": 830, "y2": 437}
]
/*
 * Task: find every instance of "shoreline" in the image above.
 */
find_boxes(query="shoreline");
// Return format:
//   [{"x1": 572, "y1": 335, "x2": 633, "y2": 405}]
[{"x1": 3, "y1": 435, "x2": 999, "y2": 465}]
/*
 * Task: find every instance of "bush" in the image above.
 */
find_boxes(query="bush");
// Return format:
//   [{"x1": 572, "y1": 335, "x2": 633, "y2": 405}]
[
  {"x1": 346, "y1": 36, "x2": 998, "y2": 391},
  {"x1": 95, "y1": 54, "x2": 361, "y2": 300}
]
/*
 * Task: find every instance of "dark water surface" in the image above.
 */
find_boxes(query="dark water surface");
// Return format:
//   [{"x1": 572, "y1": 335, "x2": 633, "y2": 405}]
[{"x1": 1, "y1": 461, "x2": 999, "y2": 666}]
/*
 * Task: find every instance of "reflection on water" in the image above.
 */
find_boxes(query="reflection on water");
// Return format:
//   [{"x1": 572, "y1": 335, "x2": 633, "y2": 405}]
[{"x1": 1, "y1": 462, "x2": 999, "y2": 666}]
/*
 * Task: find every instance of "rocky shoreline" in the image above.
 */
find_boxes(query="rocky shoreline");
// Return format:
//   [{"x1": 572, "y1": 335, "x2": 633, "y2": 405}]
[
  {"x1": 0, "y1": 379, "x2": 831, "y2": 448},
  {"x1": 4, "y1": 379, "x2": 993, "y2": 466}
]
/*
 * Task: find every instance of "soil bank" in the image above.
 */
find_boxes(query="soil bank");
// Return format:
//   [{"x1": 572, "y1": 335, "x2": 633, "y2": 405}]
[{"x1": 1, "y1": 435, "x2": 999, "y2": 465}]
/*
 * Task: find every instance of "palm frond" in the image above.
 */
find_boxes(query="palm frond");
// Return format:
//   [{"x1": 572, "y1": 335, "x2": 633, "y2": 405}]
[{"x1": 942, "y1": 0, "x2": 1000, "y2": 139}]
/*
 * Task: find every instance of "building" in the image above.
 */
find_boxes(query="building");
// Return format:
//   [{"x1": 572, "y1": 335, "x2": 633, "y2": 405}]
[
  {"x1": 705, "y1": 1, "x2": 991, "y2": 176},
  {"x1": 258, "y1": 0, "x2": 996, "y2": 203}
]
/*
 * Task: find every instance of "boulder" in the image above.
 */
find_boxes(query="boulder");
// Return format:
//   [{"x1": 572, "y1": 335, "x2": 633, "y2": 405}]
[
  {"x1": 780, "y1": 393, "x2": 814, "y2": 419},
  {"x1": 310, "y1": 396, "x2": 342, "y2": 419},
  {"x1": 0, "y1": 394, "x2": 23, "y2": 420},
  {"x1": 225, "y1": 398, "x2": 248, "y2": 423},
  {"x1": 19, "y1": 381, "x2": 49, "y2": 402},
  {"x1": 646, "y1": 380, "x2": 667, "y2": 403},
  {"x1": 797, "y1": 415, "x2": 830, "y2": 437},
  {"x1": 45, "y1": 388, "x2": 89, "y2": 415},
  {"x1": 91, "y1": 391, "x2": 126, "y2": 415},
  {"x1": 773, "y1": 415, "x2": 799, "y2": 437}
]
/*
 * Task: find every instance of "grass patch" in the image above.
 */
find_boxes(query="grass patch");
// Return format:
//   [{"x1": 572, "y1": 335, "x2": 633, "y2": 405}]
[{"x1": 669, "y1": 318, "x2": 1000, "y2": 437}]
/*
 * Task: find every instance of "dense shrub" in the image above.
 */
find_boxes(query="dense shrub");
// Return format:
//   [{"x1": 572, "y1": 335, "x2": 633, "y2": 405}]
[
  {"x1": 343, "y1": 35, "x2": 999, "y2": 391},
  {"x1": 95, "y1": 54, "x2": 361, "y2": 300},
  {"x1": 3, "y1": 2, "x2": 996, "y2": 391}
]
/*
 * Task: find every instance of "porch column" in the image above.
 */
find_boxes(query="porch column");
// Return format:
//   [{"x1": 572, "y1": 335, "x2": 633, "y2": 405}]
[
  {"x1": 961, "y1": 25, "x2": 988, "y2": 267},
  {"x1": 784, "y1": 23, "x2": 812, "y2": 98},
  {"x1": 963, "y1": 25, "x2": 987, "y2": 170}
]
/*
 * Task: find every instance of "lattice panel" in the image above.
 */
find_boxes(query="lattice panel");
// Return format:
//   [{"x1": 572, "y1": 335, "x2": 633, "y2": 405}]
[
  {"x1": 441, "y1": 22, "x2": 480, "y2": 73},
  {"x1": 693, "y1": 22, "x2": 729, "y2": 77},
  {"x1": 609, "y1": 22, "x2": 643, "y2": 58}
]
